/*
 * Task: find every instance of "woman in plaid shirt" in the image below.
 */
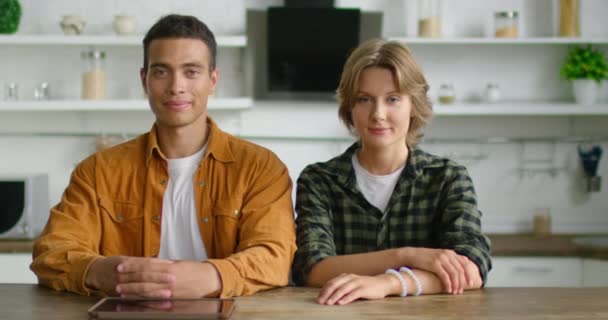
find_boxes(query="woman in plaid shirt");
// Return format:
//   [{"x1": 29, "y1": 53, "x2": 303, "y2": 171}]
[{"x1": 292, "y1": 39, "x2": 492, "y2": 305}]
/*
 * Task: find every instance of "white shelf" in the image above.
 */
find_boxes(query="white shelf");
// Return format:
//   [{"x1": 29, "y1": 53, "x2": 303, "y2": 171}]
[
  {"x1": 388, "y1": 37, "x2": 608, "y2": 45},
  {"x1": 1, "y1": 100, "x2": 606, "y2": 115},
  {"x1": 0, "y1": 34, "x2": 247, "y2": 47},
  {"x1": 434, "y1": 102, "x2": 608, "y2": 115},
  {"x1": 254, "y1": 100, "x2": 608, "y2": 116},
  {"x1": 4, "y1": 35, "x2": 605, "y2": 47},
  {"x1": 0, "y1": 97, "x2": 253, "y2": 111}
]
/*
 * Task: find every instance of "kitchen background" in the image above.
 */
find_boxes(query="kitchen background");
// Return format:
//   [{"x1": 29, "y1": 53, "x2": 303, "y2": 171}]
[{"x1": 1, "y1": 0, "x2": 608, "y2": 284}]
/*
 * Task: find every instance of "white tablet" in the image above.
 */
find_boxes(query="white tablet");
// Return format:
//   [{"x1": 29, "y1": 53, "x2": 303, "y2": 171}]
[{"x1": 88, "y1": 297, "x2": 235, "y2": 319}]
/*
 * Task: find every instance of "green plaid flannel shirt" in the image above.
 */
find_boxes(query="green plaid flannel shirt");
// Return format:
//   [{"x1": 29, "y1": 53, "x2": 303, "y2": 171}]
[{"x1": 292, "y1": 142, "x2": 492, "y2": 285}]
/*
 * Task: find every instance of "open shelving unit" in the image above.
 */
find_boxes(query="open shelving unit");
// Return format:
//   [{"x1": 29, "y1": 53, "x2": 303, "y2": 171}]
[
  {"x1": 0, "y1": 97, "x2": 254, "y2": 112},
  {"x1": 432, "y1": 102, "x2": 608, "y2": 116},
  {"x1": 0, "y1": 34, "x2": 251, "y2": 112},
  {"x1": 0, "y1": 34, "x2": 247, "y2": 47},
  {"x1": 388, "y1": 37, "x2": 608, "y2": 45},
  {"x1": 251, "y1": 100, "x2": 608, "y2": 116}
]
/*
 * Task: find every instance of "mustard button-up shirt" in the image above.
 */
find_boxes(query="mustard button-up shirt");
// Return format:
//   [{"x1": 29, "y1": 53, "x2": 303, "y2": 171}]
[{"x1": 31, "y1": 118, "x2": 296, "y2": 297}]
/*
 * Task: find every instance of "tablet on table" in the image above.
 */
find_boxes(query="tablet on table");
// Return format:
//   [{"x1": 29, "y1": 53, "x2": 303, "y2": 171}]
[{"x1": 88, "y1": 297, "x2": 235, "y2": 319}]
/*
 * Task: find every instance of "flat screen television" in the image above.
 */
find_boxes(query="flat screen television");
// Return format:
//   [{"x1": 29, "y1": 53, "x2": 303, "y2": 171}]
[{"x1": 267, "y1": 7, "x2": 360, "y2": 93}]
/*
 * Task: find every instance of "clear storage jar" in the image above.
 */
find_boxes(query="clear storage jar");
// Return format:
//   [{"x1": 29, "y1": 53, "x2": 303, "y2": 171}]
[
  {"x1": 438, "y1": 83, "x2": 455, "y2": 104},
  {"x1": 559, "y1": 0, "x2": 580, "y2": 37},
  {"x1": 81, "y1": 50, "x2": 106, "y2": 100},
  {"x1": 4, "y1": 82, "x2": 18, "y2": 101},
  {"x1": 418, "y1": 0, "x2": 442, "y2": 38},
  {"x1": 494, "y1": 11, "x2": 519, "y2": 38},
  {"x1": 485, "y1": 83, "x2": 501, "y2": 103}
]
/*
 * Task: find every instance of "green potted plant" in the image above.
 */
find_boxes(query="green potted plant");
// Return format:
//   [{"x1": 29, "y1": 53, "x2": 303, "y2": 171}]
[
  {"x1": 0, "y1": 0, "x2": 21, "y2": 34},
  {"x1": 560, "y1": 45, "x2": 608, "y2": 106}
]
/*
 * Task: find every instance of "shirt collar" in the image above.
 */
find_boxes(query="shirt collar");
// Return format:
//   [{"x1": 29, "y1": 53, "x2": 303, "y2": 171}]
[
  {"x1": 323, "y1": 141, "x2": 441, "y2": 186},
  {"x1": 205, "y1": 117, "x2": 235, "y2": 163},
  {"x1": 145, "y1": 116, "x2": 235, "y2": 166}
]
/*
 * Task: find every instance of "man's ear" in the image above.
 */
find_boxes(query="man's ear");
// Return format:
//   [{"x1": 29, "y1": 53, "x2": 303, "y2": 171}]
[
  {"x1": 210, "y1": 68, "x2": 219, "y2": 93},
  {"x1": 140, "y1": 68, "x2": 148, "y2": 95}
]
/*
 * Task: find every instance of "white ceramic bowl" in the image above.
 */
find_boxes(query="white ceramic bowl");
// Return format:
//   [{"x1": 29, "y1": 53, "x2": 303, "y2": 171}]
[{"x1": 113, "y1": 15, "x2": 137, "y2": 35}]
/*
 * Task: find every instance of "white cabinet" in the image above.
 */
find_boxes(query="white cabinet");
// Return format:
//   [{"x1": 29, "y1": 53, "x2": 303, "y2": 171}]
[
  {"x1": 582, "y1": 258, "x2": 608, "y2": 287},
  {"x1": 487, "y1": 257, "x2": 583, "y2": 287},
  {"x1": 0, "y1": 254, "x2": 37, "y2": 284}
]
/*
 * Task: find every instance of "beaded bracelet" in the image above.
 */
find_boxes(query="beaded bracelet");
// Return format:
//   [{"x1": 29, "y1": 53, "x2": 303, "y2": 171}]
[
  {"x1": 385, "y1": 269, "x2": 408, "y2": 297},
  {"x1": 399, "y1": 267, "x2": 422, "y2": 296}
]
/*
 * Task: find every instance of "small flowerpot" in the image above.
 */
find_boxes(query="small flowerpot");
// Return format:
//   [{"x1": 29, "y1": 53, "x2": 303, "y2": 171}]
[{"x1": 572, "y1": 79, "x2": 600, "y2": 106}]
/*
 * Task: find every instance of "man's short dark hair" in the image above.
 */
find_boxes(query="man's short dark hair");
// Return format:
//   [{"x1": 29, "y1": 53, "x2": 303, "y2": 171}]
[{"x1": 142, "y1": 14, "x2": 217, "y2": 72}]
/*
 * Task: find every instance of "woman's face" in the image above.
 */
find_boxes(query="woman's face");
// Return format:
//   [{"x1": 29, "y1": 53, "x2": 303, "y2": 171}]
[{"x1": 351, "y1": 67, "x2": 412, "y2": 152}]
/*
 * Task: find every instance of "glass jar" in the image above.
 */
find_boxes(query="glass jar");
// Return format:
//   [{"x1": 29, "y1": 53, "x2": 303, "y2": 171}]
[
  {"x1": 418, "y1": 0, "x2": 442, "y2": 38},
  {"x1": 81, "y1": 49, "x2": 106, "y2": 100},
  {"x1": 485, "y1": 83, "x2": 501, "y2": 103},
  {"x1": 494, "y1": 11, "x2": 519, "y2": 38},
  {"x1": 559, "y1": 0, "x2": 580, "y2": 37},
  {"x1": 34, "y1": 82, "x2": 50, "y2": 100},
  {"x1": 4, "y1": 82, "x2": 18, "y2": 101},
  {"x1": 438, "y1": 83, "x2": 455, "y2": 104},
  {"x1": 533, "y1": 207, "x2": 552, "y2": 237}
]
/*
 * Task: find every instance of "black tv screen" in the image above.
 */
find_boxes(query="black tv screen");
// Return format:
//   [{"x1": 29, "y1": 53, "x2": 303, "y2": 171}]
[{"x1": 268, "y1": 7, "x2": 360, "y2": 93}]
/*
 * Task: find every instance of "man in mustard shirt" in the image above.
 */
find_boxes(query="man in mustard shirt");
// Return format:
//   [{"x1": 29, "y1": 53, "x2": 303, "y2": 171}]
[{"x1": 30, "y1": 14, "x2": 296, "y2": 298}]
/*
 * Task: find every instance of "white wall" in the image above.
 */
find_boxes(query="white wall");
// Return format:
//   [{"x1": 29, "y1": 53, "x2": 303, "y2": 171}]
[{"x1": 1, "y1": 0, "x2": 608, "y2": 234}]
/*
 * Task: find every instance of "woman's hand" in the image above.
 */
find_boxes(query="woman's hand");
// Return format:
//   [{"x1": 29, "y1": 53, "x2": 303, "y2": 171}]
[
  {"x1": 405, "y1": 248, "x2": 473, "y2": 294},
  {"x1": 316, "y1": 273, "x2": 400, "y2": 305}
]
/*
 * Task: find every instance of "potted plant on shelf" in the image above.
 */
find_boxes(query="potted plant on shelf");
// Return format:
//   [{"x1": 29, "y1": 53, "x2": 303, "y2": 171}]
[
  {"x1": 0, "y1": 0, "x2": 21, "y2": 34},
  {"x1": 560, "y1": 45, "x2": 608, "y2": 106}
]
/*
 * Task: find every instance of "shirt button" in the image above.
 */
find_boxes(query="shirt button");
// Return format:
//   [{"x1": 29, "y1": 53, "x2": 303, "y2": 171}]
[
  {"x1": 233, "y1": 210, "x2": 239, "y2": 217},
  {"x1": 116, "y1": 213, "x2": 124, "y2": 222},
  {"x1": 198, "y1": 181, "x2": 206, "y2": 187},
  {"x1": 152, "y1": 214, "x2": 160, "y2": 222},
  {"x1": 202, "y1": 217, "x2": 209, "y2": 223},
  {"x1": 160, "y1": 178, "x2": 167, "y2": 185}
]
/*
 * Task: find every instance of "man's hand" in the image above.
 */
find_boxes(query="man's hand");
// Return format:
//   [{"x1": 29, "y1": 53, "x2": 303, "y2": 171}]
[
  {"x1": 85, "y1": 256, "x2": 175, "y2": 297},
  {"x1": 84, "y1": 256, "x2": 129, "y2": 295},
  {"x1": 316, "y1": 273, "x2": 400, "y2": 305},
  {"x1": 115, "y1": 258, "x2": 222, "y2": 298}
]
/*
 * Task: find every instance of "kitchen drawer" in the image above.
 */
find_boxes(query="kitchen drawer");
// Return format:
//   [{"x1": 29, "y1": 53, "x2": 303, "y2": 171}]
[
  {"x1": 487, "y1": 257, "x2": 582, "y2": 287},
  {"x1": 0, "y1": 254, "x2": 37, "y2": 284}
]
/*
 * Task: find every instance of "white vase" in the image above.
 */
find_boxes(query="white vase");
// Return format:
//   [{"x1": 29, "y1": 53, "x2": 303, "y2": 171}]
[
  {"x1": 60, "y1": 15, "x2": 86, "y2": 35},
  {"x1": 572, "y1": 79, "x2": 600, "y2": 106}
]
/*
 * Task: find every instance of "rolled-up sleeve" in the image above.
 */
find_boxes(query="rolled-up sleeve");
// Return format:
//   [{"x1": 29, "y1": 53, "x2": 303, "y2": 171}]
[
  {"x1": 31, "y1": 157, "x2": 103, "y2": 296},
  {"x1": 291, "y1": 166, "x2": 337, "y2": 286},
  {"x1": 207, "y1": 153, "x2": 296, "y2": 297},
  {"x1": 438, "y1": 165, "x2": 492, "y2": 285}
]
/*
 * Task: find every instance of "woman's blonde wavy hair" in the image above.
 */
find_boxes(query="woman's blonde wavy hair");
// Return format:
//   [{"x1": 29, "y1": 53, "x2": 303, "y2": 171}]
[{"x1": 337, "y1": 39, "x2": 433, "y2": 148}]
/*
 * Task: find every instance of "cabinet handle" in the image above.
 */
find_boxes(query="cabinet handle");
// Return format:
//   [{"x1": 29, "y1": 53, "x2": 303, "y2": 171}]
[{"x1": 512, "y1": 266, "x2": 554, "y2": 273}]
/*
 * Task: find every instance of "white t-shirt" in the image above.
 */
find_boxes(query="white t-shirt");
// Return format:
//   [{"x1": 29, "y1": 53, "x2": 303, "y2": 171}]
[
  {"x1": 158, "y1": 146, "x2": 208, "y2": 261},
  {"x1": 352, "y1": 153, "x2": 405, "y2": 213}
]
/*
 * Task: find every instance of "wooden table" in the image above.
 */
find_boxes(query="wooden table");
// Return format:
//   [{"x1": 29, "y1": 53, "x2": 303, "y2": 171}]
[{"x1": 1, "y1": 284, "x2": 607, "y2": 319}]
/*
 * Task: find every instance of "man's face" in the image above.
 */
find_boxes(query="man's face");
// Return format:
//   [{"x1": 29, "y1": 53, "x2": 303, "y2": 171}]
[{"x1": 141, "y1": 38, "x2": 218, "y2": 131}]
